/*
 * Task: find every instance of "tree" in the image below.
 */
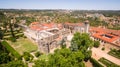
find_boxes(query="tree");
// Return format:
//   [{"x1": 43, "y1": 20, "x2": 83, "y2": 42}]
[
  {"x1": 34, "y1": 48, "x2": 85, "y2": 67},
  {"x1": 7, "y1": 17, "x2": 17, "y2": 42},
  {"x1": 34, "y1": 51, "x2": 41, "y2": 57},
  {"x1": 70, "y1": 51, "x2": 84, "y2": 62},
  {"x1": 0, "y1": 53, "x2": 11, "y2": 64},
  {"x1": 60, "y1": 38, "x2": 66, "y2": 49},
  {"x1": 23, "y1": 52, "x2": 34, "y2": 61},
  {"x1": 84, "y1": 50, "x2": 92, "y2": 62},
  {"x1": 7, "y1": 60, "x2": 27, "y2": 67},
  {"x1": 33, "y1": 60, "x2": 48, "y2": 67},
  {"x1": 71, "y1": 32, "x2": 93, "y2": 51},
  {"x1": 51, "y1": 48, "x2": 85, "y2": 67},
  {"x1": 0, "y1": 12, "x2": 8, "y2": 34},
  {"x1": 0, "y1": 12, "x2": 16, "y2": 41},
  {"x1": 94, "y1": 41, "x2": 100, "y2": 48},
  {"x1": 70, "y1": 32, "x2": 93, "y2": 61},
  {"x1": 70, "y1": 32, "x2": 80, "y2": 51},
  {"x1": 0, "y1": 30, "x2": 4, "y2": 39},
  {"x1": 59, "y1": 48, "x2": 71, "y2": 58}
]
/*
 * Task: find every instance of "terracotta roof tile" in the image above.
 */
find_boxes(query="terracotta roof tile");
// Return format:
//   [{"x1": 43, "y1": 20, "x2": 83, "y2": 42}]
[
  {"x1": 29, "y1": 22, "x2": 62, "y2": 31},
  {"x1": 64, "y1": 22, "x2": 83, "y2": 26},
  {"x1": 92, "y1": 33, "x2": 119, "y2": 43},
  {"x1": 90, "y1": 27, "x2": 120, "y2": 44}
]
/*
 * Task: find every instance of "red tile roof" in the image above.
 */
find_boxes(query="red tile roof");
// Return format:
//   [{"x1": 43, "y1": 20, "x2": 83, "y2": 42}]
[
  {"x1": 64, "y1": 22, "x2": 83, "y2": 26},
  {"x1": 30, "y1": 22, "x2": 39, "y2": 25},
  {"x1": 90, "y1": 27, "x2": 120, "y2": 37},
  {"x1": 90, "y1": 27, "x2": 120, "y2": 43},
  {"x1": 92, "y1": 32, "x2": 119, "y2": 43},
  {"x1": 29, "y1": 22, "x2": 62, "y2": 31}
]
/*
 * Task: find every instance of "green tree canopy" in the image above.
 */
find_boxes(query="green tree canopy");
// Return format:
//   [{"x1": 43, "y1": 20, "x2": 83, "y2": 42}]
[
  {"x1": 70, "y1": 32, "x2": 93, "y2": 61},
  {"x1": 7, "y1": 60, "x2": 27, "y2": 67},
  {"x1": 34, "y1": 48, "x2": 85, "y2": 67},
  {"x1": 71, "y1": 32, "x2": 93, "y2": 51}
]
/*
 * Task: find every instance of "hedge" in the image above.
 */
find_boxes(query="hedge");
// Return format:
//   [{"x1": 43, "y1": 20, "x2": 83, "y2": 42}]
[
  {"x1": 90, "y1": 57, "x2": 104, "y2": 67},
  {"x1": 1, "y1": 41, "x2": 21, "y2": 59},
  {"x1": 99, "y1": 57, "x2": 120, "y2": 67},
  {"x1": 108, "y1": 49, "x2": 120, "y2": 59}
]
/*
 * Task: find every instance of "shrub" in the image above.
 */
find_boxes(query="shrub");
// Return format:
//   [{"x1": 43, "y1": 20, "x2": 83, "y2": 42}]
[
  {"x1": 24, "y1": 55, "x2": 30, "y2": 61},
  {"x1": 35, "y1": 51, "x2": 41, "y2": 57},
  {"x1": 101, "y1": 47, "x2": 105, "y2": 50},
  {"x1": 61, "y1": 44, "x2": 66, "y2": 49},
  {"x1": 23, "y1": 36, "x2": 27, "y2": 38},
  {"x1": 94, "y1": 41, "x2": 100, "y2": 48},
  {"x1": 10, "y1": 37, "x2": 16, "y2": 42},
  {"x1": 0, "y1": 30, "x2": 4, "y2": 39},
  {"x1": 23, "y1": 52, "x2": 34, "y2": 61},
  {"x1": 90, "y1": 57, "x2": 104, "y2": 67}
]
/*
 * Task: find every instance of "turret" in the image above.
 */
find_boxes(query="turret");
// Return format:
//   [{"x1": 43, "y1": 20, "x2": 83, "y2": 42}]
[{"x1": 84, "y1": 20, "x2": 89, "y2": 33}]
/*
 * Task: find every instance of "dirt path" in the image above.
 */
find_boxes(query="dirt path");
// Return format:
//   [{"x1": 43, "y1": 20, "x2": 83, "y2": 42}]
[
  {"x1": 85, "y1": 60, "x2": 93, "y2": 67},
  {"x1": 92, "y1": 48, "x2": 120, "y2": 65}
]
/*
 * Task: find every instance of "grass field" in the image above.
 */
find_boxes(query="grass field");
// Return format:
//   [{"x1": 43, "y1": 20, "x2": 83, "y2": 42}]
[{"x1": 8, "y1": 38, "x2": 38, "y2": 55}]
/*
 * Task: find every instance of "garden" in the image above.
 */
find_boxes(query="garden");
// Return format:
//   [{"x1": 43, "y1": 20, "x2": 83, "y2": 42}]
[
  {"x1": 108, "y1": 48, "x2": 120, "y2": 59},
  {"x1": 98, "y1": 57, "x2": 120, "y2": 67}
]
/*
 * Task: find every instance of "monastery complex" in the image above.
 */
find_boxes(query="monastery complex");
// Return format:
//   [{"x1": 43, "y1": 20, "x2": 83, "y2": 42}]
[{"x1": 23, "y1": 21, "x2": 120, "y2": 53}]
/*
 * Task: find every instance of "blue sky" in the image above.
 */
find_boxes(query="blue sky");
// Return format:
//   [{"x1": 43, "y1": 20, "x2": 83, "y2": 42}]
[{"x1": 0, "y1": 0, "x2": 120, "y2": 10}]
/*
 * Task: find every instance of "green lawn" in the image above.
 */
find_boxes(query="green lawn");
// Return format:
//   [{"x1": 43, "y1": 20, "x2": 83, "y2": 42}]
[
  {"x1": 8, "y1": 38, "x2": 38, "y2": 55},
  {"x1": 38, "y1": 54, "x2": 50, "y2": 61}
]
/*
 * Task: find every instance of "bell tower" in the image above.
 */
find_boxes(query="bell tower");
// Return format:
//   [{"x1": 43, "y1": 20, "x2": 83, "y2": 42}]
[{"x1": 84, "y1": 20, "x2": 89, "y2": 33}]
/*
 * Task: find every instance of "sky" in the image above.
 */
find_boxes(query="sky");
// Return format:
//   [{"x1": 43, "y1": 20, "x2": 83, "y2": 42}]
[{"x1": 0, "y1": 0, "x2": 120, "y2": 10}]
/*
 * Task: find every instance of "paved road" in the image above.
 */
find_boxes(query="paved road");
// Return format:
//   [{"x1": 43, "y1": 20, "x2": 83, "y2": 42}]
[{"x1": 92, "y1": 48, "x2": 120, "y2": 65}]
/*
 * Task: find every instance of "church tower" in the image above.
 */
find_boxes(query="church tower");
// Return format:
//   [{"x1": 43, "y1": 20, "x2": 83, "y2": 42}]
[{"x1": 84, "y1": 20, "x2": 89, "y2": 33}]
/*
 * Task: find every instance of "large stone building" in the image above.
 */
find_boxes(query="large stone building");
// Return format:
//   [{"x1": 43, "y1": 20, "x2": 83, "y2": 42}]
[{"x1": 23, "y1": 21, "x2": 90, "y2": 53}]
